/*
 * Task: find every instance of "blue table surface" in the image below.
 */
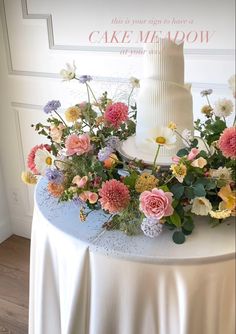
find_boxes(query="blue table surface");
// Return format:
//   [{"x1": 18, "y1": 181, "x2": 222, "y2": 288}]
[{"x1": 35, "y1": 177, "x2": 236, "y2": 264}]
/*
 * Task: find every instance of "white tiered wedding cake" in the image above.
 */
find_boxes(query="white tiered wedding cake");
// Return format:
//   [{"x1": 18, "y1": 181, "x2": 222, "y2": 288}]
[{"x1": 121, "y1": 38, "x2": 194, "y2": 165}]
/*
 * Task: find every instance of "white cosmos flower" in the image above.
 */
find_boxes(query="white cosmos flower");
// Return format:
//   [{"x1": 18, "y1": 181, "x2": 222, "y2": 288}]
[
  {"x1": 213, "y1": 98, "x2": 234, "y2": 117},
  {"x1": 209, "y1": 167, "x2": 232, "y2": 183},
  {"x1": 34, "y1": 149, "x2": 54, "y2": 175},
  {"x1": 228, "y1": 74, "x2": 236, "y2": 97},
  {"x1": 129, "y1": 77, "x2": 140, "y2": 88},
  {"x1": 148, "y1": 127, "x2": 176, "y2": 149},
  {"x1": 60, "y1": 61, "x2": 76, "y2": 81},
  {"x1": 191, "y1": 197, "x2": 212, "y2": 216}
]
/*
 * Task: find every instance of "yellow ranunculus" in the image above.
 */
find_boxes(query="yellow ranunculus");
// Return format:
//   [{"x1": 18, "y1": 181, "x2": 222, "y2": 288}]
[
  {"x1": 218, "y1": 185, "x2": 236, "y2": 211},
  {"x1": 21, "y1": 171, "x2": 37, "y2": 185},
  {"x1": 65, "y1": 106, "x2": 81, "y2": 122},
  {"x1": 170, "y1": 163, "x2": 187, "y2": 183}
]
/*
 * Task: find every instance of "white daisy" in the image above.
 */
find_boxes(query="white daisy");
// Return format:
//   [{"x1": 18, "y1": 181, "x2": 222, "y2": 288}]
[
  {"x1": 213, "y1": 98, "x2": 234, "y2": 117},
  {"x1": 148, "y1": 127, "x2": 176, "y2": 149},
  {"x1": 60, "y1": 61, "x2": 76, "y2": 81},
  {"x1": 34, "y1": 149, "x2": 54, "y2": 175},
  {"x1": 129, "y1": 77, "x2": 140, "y2": 88},
  {"x1": 191, "y1": 197, "x2": 212, "y2": 216}
]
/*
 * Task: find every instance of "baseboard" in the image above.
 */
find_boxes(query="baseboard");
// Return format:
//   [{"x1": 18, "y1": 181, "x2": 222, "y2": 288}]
[
  {"x1": 11, "y1": 216, "x2": 32, "y2": 239},
  {"x1": 0, "y1": 221, "x2": 12, "y2": 243}
]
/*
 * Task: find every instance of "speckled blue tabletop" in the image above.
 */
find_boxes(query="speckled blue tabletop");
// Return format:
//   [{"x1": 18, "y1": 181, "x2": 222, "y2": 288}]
[{"x1": 35, "y1": 177, "x2": 235, "y2": 264}]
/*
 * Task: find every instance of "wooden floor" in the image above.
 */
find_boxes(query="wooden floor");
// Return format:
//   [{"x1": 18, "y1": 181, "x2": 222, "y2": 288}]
[{"x1": 0, "y1": 235, "x2": 30, "y2": 334}]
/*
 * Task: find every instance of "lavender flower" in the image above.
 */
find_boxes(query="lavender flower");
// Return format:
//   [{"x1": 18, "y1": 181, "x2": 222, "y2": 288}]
[
  {"x1": 141, "y1": 217, "x2": 163, "y2": 238},
  {"x1": 98, "y1": 146, "x2": 113, "y2": 161},
  {"x1": 200, "y1": 89, "x2": 213, "y2": 97},
  {"x1": 105, "y1": 136, "x2": 120, "y2": 150},
  {"x1": 73, "y1": 197, "x2": 83, "y2": 206},
  {"x1": 45, "y1": 168, "x2": 64, "y2": 184},
  {"x1": 43, "y1": 100, "x2": 61, "y2": 114},
  {"x1": 78, "y1": 75, "x2": 92, "y2": 84}
]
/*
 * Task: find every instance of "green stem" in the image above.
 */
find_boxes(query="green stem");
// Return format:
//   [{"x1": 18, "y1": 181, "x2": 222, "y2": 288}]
[
  {"x1": 127, "y1": 87, "x2": 134, "y2": 108},
  {"x1": 175, "y1": 129, "x2": 191, "y2": 147},
  {"x1": 85, "y1": 83, "x2": 91, "y2": 104},
  {"x1": 233, "y1": 112, "x2": 236, "y2": 126},
  {"x1": 201, "y1": 138, "x2": 211, "y2": 155},
  {"x1": 53, "y1": 110, "x2": 67, "y2": 127},
  {"x1": 152, "y1": 145, "x2": 161, "y2": 174},
  {"x1": 164, "y1": 175, "x2": 175, "y2": 185},
  {"x1": 206, "y1": 95, "x2": 212, "y2": 108},
  {"x1": 86, "y1": 83, "x2": 103, "y2": 113}
]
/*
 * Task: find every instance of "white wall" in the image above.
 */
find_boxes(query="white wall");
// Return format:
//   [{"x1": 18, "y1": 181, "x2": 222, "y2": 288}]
[
  {"x1": 0, "y1": 0, "x2": 235, "y2": 239},
  {"x1": 0, "y1": 161, "x2": 11, "y2": 243}
]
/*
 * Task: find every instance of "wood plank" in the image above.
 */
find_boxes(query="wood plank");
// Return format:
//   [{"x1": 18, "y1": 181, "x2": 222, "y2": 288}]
[
  {"x1": 0, "y1": 298, "x2": 28, "y2": 334},
  {"x1": 0, "y1": 236, "x2": 29, "y2": 332},
  {"x1": 0, "y1": 236, "x2": 30, "y2": 273},
  {"x1": 0, "y1": 264, "x2": 29, "y2": 309}
]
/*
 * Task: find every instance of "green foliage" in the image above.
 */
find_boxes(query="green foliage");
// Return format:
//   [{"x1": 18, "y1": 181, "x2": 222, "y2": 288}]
[{"x1": 172, "y1": 231, "x2": 186, "y2": 244}]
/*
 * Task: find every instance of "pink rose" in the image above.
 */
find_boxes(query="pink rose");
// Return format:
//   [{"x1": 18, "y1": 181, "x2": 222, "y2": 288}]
[
  {"x1": 187, "y1": 148, "x2": 199, "y2": 161},
  {"x1": 79, "y1": 191, "x2": 98, "y2": 204},
  {"x1": 191, "y1": 157, "x2": 207, "y2": 168},
  {"x1": 72, "y1": 175, "x2": 88, "y2": 188},
  {"x1": 87, "y1": 192, "x2": 98, "y2": 204},
  {"x1": 65, "y1": 133, "x2": 91, "y2": 156},
  {"x1": 139, "y1": 188, "x2": 174, "y2": 219}
]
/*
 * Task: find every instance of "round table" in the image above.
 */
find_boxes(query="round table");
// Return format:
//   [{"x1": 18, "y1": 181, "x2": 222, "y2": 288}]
[{"x1": 29, "y1": 178, "x2": 235, "y2": 334}]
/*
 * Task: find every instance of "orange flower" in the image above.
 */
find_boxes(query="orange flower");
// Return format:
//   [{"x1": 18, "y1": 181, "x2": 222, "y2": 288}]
[
  {"x1": 104, "y1": 153, "x2": 119, "y2": 169},
  {"x1": 48, "y1": 182, "x2": 64, "y2": 197}
]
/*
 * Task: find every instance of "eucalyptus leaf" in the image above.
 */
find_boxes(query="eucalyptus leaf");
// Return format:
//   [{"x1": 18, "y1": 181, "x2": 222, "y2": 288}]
[
  {"x1": 170, "y1": 211, "x2": 182, "y2": 228},
  {"x1": 193, "y1": 183, "x2": 206, "y2": 197},
  {"x1": 172, "y1": 231, "x2": 186, "y2": 244},
  {"x1": 171, "y1": 184, "x2": 185, "y2": 199},
  {"x1": 177, "y1": 148, "x2": 189, "y2": 157}
]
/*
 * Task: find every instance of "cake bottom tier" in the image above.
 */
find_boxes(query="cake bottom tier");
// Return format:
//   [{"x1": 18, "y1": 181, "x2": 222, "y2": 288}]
[{"x1": 135, "y1": 80, "x2": 193, "y2": 162}]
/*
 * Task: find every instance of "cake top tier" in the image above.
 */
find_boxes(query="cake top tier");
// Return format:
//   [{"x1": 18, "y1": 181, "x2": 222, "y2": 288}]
[{"x1": 143, "y1": 38, "x2": 184, "y2": 84}]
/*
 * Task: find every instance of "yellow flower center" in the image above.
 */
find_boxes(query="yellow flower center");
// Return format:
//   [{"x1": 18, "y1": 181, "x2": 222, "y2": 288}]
[
  {"x1": 155, "y1": 136, "x2": 166, "y2": 145},
  {"x1": 45, "y1": 157, "x2": 52, "y2": 165}
]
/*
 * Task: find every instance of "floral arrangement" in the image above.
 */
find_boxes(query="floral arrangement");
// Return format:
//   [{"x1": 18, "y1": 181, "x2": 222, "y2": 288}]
[{"x1": 22, "y1": 63, "x2": 236, "y2": 244}]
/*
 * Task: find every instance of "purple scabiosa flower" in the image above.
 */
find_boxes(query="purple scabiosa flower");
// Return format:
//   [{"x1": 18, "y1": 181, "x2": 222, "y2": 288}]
[
  {"x1": 43, "y1": 100, "x2": 61, "y2": 114},
  {"x1": 200, "y1": 89, "x2": 213, "y2": 97},
  {"x1": 78, "y1": 75, "x2": 92, "y2": 84},
  {"x1": 105, "y1": 136, "x2": 120, "y2": 150},
  {"x1": 45, "y1": 168, "x2": 64, "y2": 184},
  {"x1": 98, "y1": 146, "x2": 113, "y2": 161},
  {"x1": 141, "y1": 217, "x2": 163, "y2": 238}
]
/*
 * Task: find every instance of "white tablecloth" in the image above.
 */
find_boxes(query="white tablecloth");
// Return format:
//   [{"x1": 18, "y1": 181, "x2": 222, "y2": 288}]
[{"x1": 29, "y1": 178, "x2": 235, "y2": 334}]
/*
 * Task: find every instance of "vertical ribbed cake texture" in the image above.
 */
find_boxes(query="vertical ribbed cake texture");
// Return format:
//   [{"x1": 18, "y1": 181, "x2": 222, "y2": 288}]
[{"x1": 135, "y1": 38, "x2": 193, "y2": 163}]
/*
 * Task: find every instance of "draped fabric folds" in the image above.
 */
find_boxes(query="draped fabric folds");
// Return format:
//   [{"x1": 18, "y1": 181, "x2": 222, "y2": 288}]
[{"x1": 29, "y1": 179, "x2": 235, "y2": 334}]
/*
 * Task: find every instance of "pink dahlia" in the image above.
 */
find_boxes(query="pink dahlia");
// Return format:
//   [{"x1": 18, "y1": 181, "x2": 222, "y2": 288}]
[
  {"x1": 27, "y1": 144, "x2": 51, "y2": 174},
  {"x1": 99, "y1": 179, "x2": 130, "y2": 213},
  {"x1": 139, "y1": 188, "x2": 174, "y2": 219},
  {"x1": 65, "y1": 133, "x2": 91, "y2": 156},
  {"x1": 104, "y1": 102, "x2": 128, "y2": 128},
  {"x1": 218, "y1": 127, "x2": 236, "y2": 158}
]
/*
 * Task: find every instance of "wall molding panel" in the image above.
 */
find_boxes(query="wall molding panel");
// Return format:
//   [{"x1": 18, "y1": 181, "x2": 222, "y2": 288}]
[{"x1": 0, "y1": 0, "x2": 234, "y2": 79}]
